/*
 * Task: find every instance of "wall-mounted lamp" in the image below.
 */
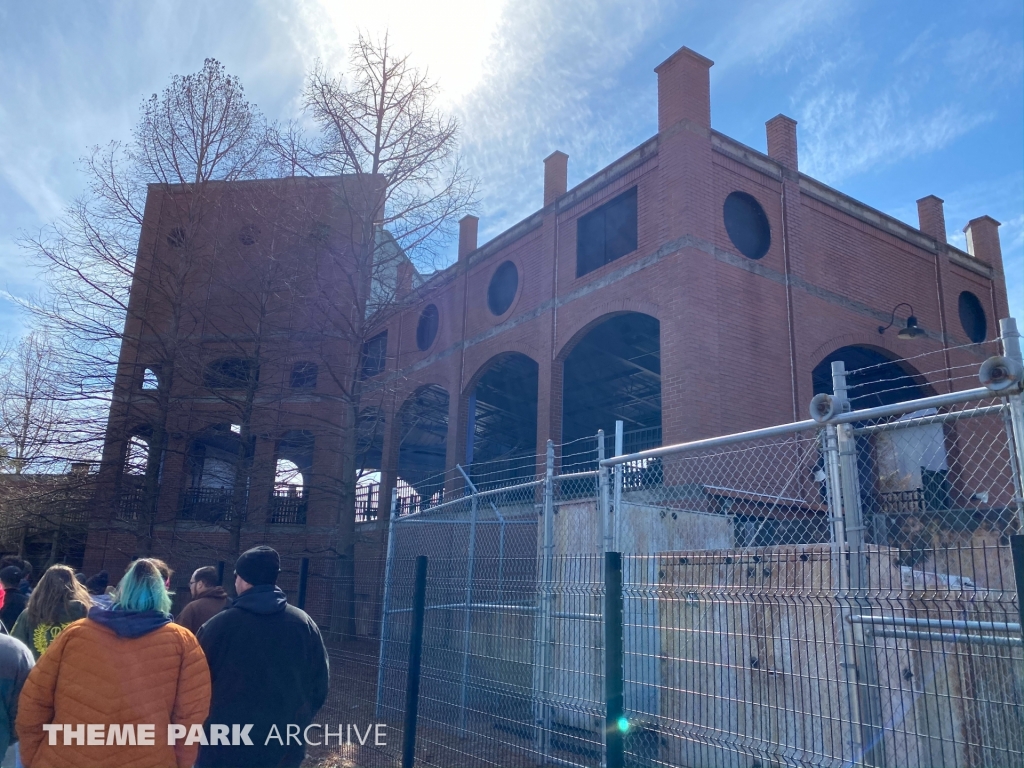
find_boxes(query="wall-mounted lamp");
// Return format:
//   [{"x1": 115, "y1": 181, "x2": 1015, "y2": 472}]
[{"x1": 878, "y1": 303, "x2": 926, "y2": 339}]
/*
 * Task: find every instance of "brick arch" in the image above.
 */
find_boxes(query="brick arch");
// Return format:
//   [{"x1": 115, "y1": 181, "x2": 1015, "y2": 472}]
[
  {"x1": 555, "y1": 299, "x2": 661, "y2": 363},
  {"x1": 810, "y1": 332, "x2": 904, "y2": 366},
  {"x1": 810, "y1": 338, "x2": 940, "y2": 400},
  {"x1": 461, "y1": 347, "x2": 541, "y2": 397}
]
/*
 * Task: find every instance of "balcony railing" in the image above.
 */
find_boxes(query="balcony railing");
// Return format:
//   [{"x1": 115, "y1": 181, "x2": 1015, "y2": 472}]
[
  {"x1": 269, "y1": 486, "x2": 307, "y2": 525},
  {"x1": 178, "y1": 487, "x2": 246, "y2": 524},
  {"x1": 117, "y1": 486, "x2": 143, "y2": 522},
  {"x1": 355, "y1": 483, "x2": 379, "y2": 522}
]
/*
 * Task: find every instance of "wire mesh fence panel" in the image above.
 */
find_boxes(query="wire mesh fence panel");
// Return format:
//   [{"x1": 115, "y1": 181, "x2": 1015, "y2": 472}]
[
  {"x1": 612, "y1": 429, "x2": 831, "y2": 553},
  {"x1": 301, "y1": 558, "x2": 404, "y2": 767},
  {"x1": 851, "y1": 397, "x2": 1022, "y2": 557},
  {"x1": 622, "y1": 546, "x2": 1023, "y2": 768}
]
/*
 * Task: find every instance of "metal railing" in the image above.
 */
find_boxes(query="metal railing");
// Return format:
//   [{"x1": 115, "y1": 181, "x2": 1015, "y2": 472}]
[
  {"x1": 177, "y1": 487, "x2": 246, "y2": 524},
  {"x1": 269, "y1": 486, "x2": 307, "y2": 525}
]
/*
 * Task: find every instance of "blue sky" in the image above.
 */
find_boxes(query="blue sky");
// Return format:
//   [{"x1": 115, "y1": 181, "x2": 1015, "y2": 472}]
[{"x1": 1, "y1": 0, "x2": 1021, "y2": 337}]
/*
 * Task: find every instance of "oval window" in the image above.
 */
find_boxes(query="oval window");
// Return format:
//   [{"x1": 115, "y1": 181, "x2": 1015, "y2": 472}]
[
  {"x1": 487, "y1": 261, "x2": 519, "y2": 316},
  {"x1": 958, "y1": 291, "x2": 987, "y2": 343},
  {"x1": 723, "y1": 191, "x2": 771, "y2": 260},
  {"x1": 416, "y1": 304, "x2": 439, "y2": 351}
]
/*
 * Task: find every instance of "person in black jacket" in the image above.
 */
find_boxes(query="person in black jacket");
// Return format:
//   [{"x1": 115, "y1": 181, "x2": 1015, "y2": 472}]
[
  {"x1": 196, "y1": 546, "x2": 329, "y2": 768},
  {"x1": 0, "y1": 566, "x2": 28, "y2": 631}
]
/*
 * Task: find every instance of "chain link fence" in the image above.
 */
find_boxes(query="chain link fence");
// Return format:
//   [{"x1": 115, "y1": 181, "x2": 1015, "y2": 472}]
[{"x1": 305, "y1": 321, "x2": 1024, "y2": 767}]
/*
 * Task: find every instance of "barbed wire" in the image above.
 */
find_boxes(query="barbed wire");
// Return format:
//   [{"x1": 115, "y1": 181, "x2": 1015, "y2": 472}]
[
  {"x1": 848, "y1": 372, "x2": 981, "y2": 404},
  {"x1": 844, "y1": 338, "x2": 999, "y2": 378},
  {"x1": 845, "y1": 361, "x2": 984, "y2": 392}
]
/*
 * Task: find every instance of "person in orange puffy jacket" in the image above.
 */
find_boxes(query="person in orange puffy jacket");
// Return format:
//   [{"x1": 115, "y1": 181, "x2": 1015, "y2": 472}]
[{"x1": 16, "y1": 558, "x2": 211, "y2": 768}]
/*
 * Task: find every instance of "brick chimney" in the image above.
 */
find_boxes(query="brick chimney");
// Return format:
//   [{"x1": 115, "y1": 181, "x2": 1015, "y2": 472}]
[
  {"x1": 963, "y1": 216, "x2": 1001, "y2": 262},
  {"x1": 458, "y1": 215, "x2": 479, "y2": 261},
  {"x1": 396, "y1": 259, "x2": 415, "y2": 298},
  {"x1": 543, "y1": 151, "x2": 568, "y2": 207},
  {"x1": 766, "y1": 115, "x2": 798, "y2": 171},
  {"x1": 654, "y1": 46, "x2": 713, "y2": 132},
  {"x1": 917, "y1": 196, "x2": 947, "y2": 244}
]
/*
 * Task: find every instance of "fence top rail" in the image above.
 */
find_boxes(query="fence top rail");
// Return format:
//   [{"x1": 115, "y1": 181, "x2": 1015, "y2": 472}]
[{"x1": 601, "y1": 384, "x2": 999, "y2": 468}]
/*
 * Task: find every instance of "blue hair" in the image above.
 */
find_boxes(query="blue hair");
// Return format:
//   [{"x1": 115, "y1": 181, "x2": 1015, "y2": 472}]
[{"x1": 114, "y1": 559, "x2": 172, "y2": 613}]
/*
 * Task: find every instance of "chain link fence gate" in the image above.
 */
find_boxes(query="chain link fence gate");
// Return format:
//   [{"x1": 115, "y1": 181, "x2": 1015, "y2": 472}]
[{"x1": 318, "y1": 318, "x2": 1024, "y2": 767}]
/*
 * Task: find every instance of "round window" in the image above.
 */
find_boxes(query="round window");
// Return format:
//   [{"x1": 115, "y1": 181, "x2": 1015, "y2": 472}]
[
  {"x1": 723, "y1": 191, "x2": 771, "y2": 260},
  {"x1": 958, "y1": 291, "x2": 987, "y2": 343},
  {"x1": 487, "y1": 261, "x2": 519, "y2": 316},
  {"x1": 416, "y1": 304, "x2": 439, "y2": 351}
]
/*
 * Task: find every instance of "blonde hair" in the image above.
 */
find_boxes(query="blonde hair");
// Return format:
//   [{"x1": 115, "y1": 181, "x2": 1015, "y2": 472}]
[{"x1": 25, "y1": 565, "x2": 92, "y2": 625}]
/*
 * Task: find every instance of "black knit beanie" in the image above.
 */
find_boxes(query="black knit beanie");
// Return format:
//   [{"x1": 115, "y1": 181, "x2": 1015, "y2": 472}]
[{"x1": 234, "y1": 546, "x2": 280, "y2": 586}]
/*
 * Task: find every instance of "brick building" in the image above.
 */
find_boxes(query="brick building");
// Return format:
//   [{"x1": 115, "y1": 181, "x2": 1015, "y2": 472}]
[{"x1": 83, "y1": 44, "x2": 1010, "y2": 589}]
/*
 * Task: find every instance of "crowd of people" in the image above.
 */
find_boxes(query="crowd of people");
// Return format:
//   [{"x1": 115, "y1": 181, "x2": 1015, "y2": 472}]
[{"x1": 0, "y1": 547, "x2": 330, "y2": 768}]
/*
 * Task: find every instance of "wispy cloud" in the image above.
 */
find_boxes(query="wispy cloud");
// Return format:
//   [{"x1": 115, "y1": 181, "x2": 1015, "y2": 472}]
[
  {"x1": 799, "y1": 88, "x2": 993, "y2": 183},
  {"x1": 456, "y1": 0, "x2": 666, "y2": 246}
]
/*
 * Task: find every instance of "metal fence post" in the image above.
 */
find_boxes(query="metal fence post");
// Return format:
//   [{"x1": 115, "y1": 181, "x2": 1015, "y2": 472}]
[
  {"x1": 598, "y1": 429, "x2": 611, "y2": 553},
  {"x1": 604, "y1": 551, "x2": 625, "y2": 768},
  {"x1": 297, "y1": 557, "x2": 309, "y2": 610},
  {"x1": 832, "y1": 361, "x2": 883, "y2": 768},
  {"x1": 402, "y1": 555, "x2": 428, "y2": 768},
  {"x1": 999, "y1": 318, "x2": 1024, "y2": 531},
  {"x1": 458, "y1": 478, "x2": 480, "y2": 735},
  {"x1": 613, "y1": 421, "x2": 624, "y2": 552},
  {"x1": 538, "y1": 439, "x2": 556, "y2": 761},
  {"x1": 374, "y1": 488, "x2": 399, "y2": 722}
]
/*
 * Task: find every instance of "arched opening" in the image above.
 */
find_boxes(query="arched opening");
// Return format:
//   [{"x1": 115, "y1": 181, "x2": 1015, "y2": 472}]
[
  {"x1": 141, "y1": 368, "x2": 160, "y2": 391},
  {"x1": 124, "y1": 435, "x2": 150, "y2": 476},
  {"x1": 812, "y1": 345, "x2": 929, "y2": 407},
  {"x1": 354, "y1": 409, "x2": 387, "y2": 520},
  {"x1": 271, "y1": 431, "x2": 314, "y2": 525},
  {"x1": 182, "y1": 424, "x2": 252, "y2": 524},
  {"x1": 467, "y1": 353, "x2": 538, "y2": 488},
  {"x1": 119, "y1": 433, "x2": 151, "y2": 521},
  {"x1": 395, "y1": 385, "x2": 450, "y2": 512},
  {"x1": 812, "y1": 346, "x2": 943, "y2": 554},
  {"x1": 561, "y1": 313, "x2": 661, "y2": 469}
]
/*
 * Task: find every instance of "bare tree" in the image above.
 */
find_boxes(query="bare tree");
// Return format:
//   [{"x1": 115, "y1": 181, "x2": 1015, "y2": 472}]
[
  {"x1": 275, "y1": 33, "x2": 476, "y2": 635},
  {"x1": 0, "y1": 333, "x2": 69, "y2": 473},
  {"x1": 22, "y1": 59, "x2": 274, "y2": 556}
]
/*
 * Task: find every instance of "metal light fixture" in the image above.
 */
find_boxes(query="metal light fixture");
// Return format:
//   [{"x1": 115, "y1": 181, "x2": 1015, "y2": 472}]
[{"x1": 878, "y1": 303, "x2": 925, "y2": 339}]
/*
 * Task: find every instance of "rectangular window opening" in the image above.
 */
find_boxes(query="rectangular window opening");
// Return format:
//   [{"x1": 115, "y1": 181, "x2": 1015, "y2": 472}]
[
  {"x1": 576, "y1": 186, "x2": 638, "y2": 278},
  {"x1": 360, "y1": 332, "x2": 388, "y2": 379}
]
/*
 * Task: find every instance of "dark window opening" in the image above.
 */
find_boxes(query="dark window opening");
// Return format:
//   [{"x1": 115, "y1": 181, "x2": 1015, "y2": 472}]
[
  {"x1": 487, "y1": 261, "x2": 519, "y2": 316},
  {"x1": 957, "y1": 291, "x2": 987, "y2": 343},
  {"x1": 723, "y1": 191, "x2": 771, "y2": 260},
  {"x1": 396, "y1": 385, "x2": 450, "y2": 512},
  {"x1": 361, "y1": 332, "x2": 388, "y2": 379},
  {"x1": 290, "y1": 361, "x2": 318, "y2": 388},
  {"x1": 238, "y1": 224, "x2": 261, "y2": 246},
  {"x1": 812, "y1": 346, "x2": 927, "y2": 408},
  {"x1": 181, "y1": 424, "x2": 254, "y2": 524},
  {"x1": 417, "y1": 304, "x2": 440, "y2": 351},
  {"x1": 166, "y1": 227, "x2": 187, "y2": 248},
  {"x1": 562, "y1": 313, "x2": 662, "y2": 472},
  {"x1": 308, "y1": 222, "x2": 331, "y2": 244},
  {"x1": 468, "y1": 353, "x2": 539, "y2": 489},
  {"x1": 576, "y1": 187, "x2": 638, "y2": 277},
  {"x1": 204, "y1": 358, "x2": 258, "y2": 389}
]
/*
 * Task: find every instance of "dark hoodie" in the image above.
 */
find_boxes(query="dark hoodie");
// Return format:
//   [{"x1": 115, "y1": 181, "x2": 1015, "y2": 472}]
[
  {"x1": 196, "y1": 585, "x2": 329, "y2": 768},
  {"x1": 87, "y1": 606, "x2": 172, "y2": 637}
]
